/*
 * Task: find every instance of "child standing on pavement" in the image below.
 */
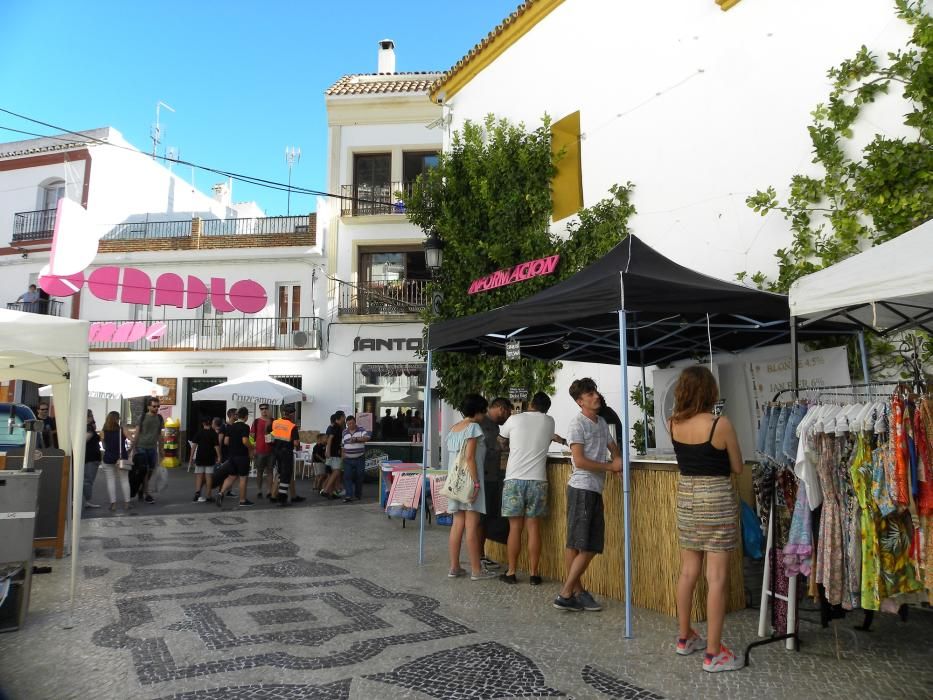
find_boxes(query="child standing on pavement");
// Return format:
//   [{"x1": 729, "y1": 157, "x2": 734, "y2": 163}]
[{"x1": 553, "y1": 378, "x2": 621, "y2": 612}]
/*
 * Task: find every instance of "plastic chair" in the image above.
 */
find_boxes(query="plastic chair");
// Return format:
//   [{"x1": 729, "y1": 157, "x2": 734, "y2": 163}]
[{"x1": 294, "y1": 449, "x2": 311, "y2": 479}]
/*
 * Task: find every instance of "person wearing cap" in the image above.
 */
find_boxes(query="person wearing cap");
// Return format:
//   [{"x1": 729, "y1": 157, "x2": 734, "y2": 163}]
[{"x1": 271, "y1": 405, "x2": 300, "y2": 506}]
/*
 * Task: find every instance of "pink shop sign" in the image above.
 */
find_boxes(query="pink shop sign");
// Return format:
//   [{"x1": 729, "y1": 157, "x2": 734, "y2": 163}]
[
  {"x1": 467, "y1": 254, "x2": 559, "y2": 295},
  {"x1": 39, "y1": 266, "x2": 267, "y2": 314}
]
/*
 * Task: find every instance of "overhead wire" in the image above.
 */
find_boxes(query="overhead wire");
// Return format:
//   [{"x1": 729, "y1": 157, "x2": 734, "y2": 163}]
[{"x1": 0, "y1": 108, "x2": 398, "y2": 207}]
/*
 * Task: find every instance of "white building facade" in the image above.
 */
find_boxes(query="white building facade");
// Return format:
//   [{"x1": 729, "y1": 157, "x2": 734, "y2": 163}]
[
  {"x1": 0, "y1": 128, "x2": 322, "y2": 441},
  {"x1": 312, "y1": 39, "x2": 442, "y2": 436},
  {"x1": 427, "y1": 0, "x2": 915, "y2": 436}
]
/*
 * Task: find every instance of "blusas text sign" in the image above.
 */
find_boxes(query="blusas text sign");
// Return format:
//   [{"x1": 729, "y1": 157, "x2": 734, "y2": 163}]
[{"x1": 468, "y1": 254, "x2": 559, "y2": 295}]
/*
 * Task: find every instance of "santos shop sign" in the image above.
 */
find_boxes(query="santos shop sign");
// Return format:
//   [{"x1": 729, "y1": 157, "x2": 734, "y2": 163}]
[{"x1": 468, "y1": 254, "x2": 559, "y2": 295}]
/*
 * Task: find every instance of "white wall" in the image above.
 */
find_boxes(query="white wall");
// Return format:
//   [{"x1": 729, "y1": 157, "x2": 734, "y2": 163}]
[
  {"x1": 87, "y1": 352, "x2": 318, "y2": 434},
  {"x1": 325, "y1": 100, "x2": 441, "y2": 315},
  {"x1": 444, "y1": 0, "x2": 914, "y2": 282},
  {"x1": 86, "y1": 131, "x2": 233, "y2": 227},
  {"x1": 312, "y1": 321, "x2": 425, "y2": 430}
]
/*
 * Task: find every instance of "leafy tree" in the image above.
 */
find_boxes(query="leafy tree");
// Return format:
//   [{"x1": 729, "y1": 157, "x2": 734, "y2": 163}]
[
  {"x1": 404, "y1": 115, "x2": 636, "y2": 409},
  {"x1": 630, "y1": 382, "x2": 655, "y2": 454},
  {"x1": 742, "y1": 0, "x2": 931, "y2": 376}
]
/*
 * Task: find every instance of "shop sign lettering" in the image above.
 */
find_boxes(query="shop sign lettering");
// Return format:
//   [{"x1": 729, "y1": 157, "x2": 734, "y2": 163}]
[
  {"x1": 88, "y1": 321, "x2": 167, "y2": 344},
  {"x1": 353, "y1": 337, "x2": 423, "y2": 352},
  {"x1": 39, "y1": 266, "x2": 267, "y2": 314},
  {"x1": 468, "y1": 254, "x2": 560, "y2": 295}
]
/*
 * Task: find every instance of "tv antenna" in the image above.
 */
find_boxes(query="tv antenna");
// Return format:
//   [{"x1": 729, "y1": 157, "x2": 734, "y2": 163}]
[
  {"x1": 151, "y1": 101, "x2": 175, "y2": 158},
  {"x1": 285, "y1": 146, "x2": 301, "y2": 215}
]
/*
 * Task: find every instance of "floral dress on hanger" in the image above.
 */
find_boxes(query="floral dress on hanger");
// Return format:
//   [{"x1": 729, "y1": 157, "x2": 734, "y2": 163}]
[
  {"x1": 814, "y1": 431, "x2": 845, "y2": 605},
  {"x1": 851, "y1": 432, "x2": 881, "y2": 610}
]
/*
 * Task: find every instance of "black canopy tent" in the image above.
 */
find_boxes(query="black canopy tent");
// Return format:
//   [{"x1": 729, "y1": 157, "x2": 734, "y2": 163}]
[
  {"x1": 429, "y1": 236, "x2": 848, "y2": 364},
  {"x1": 421, "y1": 235, "x2": 857, "y2": 638}
]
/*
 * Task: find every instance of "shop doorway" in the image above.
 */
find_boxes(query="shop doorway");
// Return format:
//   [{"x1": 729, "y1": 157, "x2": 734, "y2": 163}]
[{"x1": 185, "y1": 377, "x2": 227, "y2": 452}]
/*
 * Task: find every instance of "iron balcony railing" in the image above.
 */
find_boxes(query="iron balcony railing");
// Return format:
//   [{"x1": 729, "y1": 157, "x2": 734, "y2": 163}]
[
  {"x1": 12, "y1": 209, "x2": 57, "y2": 242},
  {"x1": 339, "y1": 182, "x2": 411, "y2": 216},
  {"x1": 89, "y1": 316, "x2": 324, "y2": 352},
  {"x1": 102, "y1": 219, "x2": 192, "y2": 241},
  {"x1": 337, "y1": 279, "x2": 428, "y2": 315},
  {"x1": 201, "y1": 215, "x2": 312, "y2": 236},
  {"x1": 6, "y1": 300, "x2": 64, "y2": 316}
]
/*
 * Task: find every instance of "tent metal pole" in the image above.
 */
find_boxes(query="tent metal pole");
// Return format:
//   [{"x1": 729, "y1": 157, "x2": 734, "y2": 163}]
[
  {"x1": 618, "y1": 310, "x2": 633, "y2": 639},
  {"x1": 857, "y1": 331, "x2": 870, "y2": 385},
  {"x1": 419, "y1": 349, "x2": 432, "y2": 565},
  {"x1": 790, "y1": 316, "x2": 799, "y2": 394}
]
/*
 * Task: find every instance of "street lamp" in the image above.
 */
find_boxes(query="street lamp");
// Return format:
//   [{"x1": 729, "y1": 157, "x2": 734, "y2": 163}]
[{"x1": 423, "y1": 229, "x2": 444, "y2": 274}]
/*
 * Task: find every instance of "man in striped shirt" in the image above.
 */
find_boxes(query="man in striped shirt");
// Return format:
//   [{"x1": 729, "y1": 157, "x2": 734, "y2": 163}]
[{"x1": 341, "y1": 415, "x2": 370, "y2": 503}]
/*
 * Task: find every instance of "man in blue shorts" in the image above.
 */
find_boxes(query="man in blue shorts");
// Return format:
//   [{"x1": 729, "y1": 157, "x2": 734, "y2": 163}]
[{"x1": 498, "y1": 392, "x2": 563, "y2": 586}]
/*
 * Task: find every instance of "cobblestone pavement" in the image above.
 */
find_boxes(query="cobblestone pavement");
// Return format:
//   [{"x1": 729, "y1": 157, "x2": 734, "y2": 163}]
[{"x1": 1, "y1": 502, "x2": 931, "y2": 699}]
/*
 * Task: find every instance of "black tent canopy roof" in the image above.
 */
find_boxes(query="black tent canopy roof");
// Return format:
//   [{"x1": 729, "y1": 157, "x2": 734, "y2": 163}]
[{"x1": 427, "y1": 236, "x2": 854, "y2": 365}]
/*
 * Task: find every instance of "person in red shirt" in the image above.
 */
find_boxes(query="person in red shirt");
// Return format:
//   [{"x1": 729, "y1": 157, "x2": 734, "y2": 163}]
[{"x1": 250, "y1": 403, "x2": 275, "y2": 499}]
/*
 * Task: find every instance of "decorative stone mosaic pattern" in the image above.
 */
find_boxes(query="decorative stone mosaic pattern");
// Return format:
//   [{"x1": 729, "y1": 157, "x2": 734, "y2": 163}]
[
  {"x1": 1, "y1": 506, "x2": 931, "y2": 699},
  {"x1": 156, "y1": 680, "x2": 352, "y2": 699},
  {"x1": 365, "y1": 641, "x2": 565, "y2": 698},
  {"x1": 582, "y1": 665, "x2": 665, "y2": 699}
]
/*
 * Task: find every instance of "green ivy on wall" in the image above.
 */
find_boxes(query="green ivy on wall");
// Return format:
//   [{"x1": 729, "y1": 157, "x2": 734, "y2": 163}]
[
  {"x1": 404, "y1": 114, "x2": 636, "y2": 410},
  {"x1": 741, "y1": 0, "x2": 931, "y2": 377}
]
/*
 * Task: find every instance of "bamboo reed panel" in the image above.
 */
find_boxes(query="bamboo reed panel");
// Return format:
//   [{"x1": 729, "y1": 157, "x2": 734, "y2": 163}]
[{"x1": 485, "y1": 459, "x2": 745, "y2": 620}]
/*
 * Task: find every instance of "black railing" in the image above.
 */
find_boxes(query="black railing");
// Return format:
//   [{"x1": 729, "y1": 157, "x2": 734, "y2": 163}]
[
  {"x1": 337, "y1": 279, "x2": 427, "y2": 315},
  {"x1": 6, "y1": 300, "x2": 64, "y2": 316},
  {"x1": 12, "y1": 209, "x2": 57, "y2": 242},
  {"x1": 201, "y1": 215, "x2": 312, "y2": 236},
  {"x1": 88, "y1": 316, "x2": 324, "y2": 351},
  {"x1": 103, "y1": 220, "x2": 193, "y2": 240},
  {"x1": 340, "y1": 182, "x2": 409, "y2": 216}
]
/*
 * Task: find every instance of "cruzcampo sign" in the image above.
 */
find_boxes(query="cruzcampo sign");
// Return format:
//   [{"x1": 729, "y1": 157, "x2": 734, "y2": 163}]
[{"x1": 468, "y1": 254, "x2": 560, "y2": 295}]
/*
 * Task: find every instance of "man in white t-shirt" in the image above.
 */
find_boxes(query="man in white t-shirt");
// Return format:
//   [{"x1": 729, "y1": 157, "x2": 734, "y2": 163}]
[{"x1": 497, "y1": 392, "x2": 563, "y2": 586}]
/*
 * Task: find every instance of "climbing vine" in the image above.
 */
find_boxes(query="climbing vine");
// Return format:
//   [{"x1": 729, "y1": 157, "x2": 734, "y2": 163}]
[
  {"x1": 741, "y1": 0, "x2": 932, "y2": 377},
  {"x1": 404, "y1": 114, "x2": 636, "y2": 409}
]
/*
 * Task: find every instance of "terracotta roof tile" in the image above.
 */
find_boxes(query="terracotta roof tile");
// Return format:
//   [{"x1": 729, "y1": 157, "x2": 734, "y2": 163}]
[
  {"x1": 430, "y1": 0, "x2": 546, "y2": 97},
  {"x1": 325, "y1": 72, "x2": 444, "y2": 97}
]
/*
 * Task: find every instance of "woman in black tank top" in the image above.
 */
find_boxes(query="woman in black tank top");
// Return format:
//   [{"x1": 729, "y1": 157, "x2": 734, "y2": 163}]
[{"x1": 669, "y1": 366, "x2": 744, "y2": 673}]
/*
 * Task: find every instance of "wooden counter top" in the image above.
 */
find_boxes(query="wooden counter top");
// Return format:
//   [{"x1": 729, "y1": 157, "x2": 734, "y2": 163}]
[{"x1": 486, "y1": 455, "x2": 746, "y2": 620}]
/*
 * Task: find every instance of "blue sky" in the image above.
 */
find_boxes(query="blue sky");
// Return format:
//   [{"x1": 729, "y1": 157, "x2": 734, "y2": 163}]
[{"x1": 0, "y1": 0, "x2": 519, "y2": 215}]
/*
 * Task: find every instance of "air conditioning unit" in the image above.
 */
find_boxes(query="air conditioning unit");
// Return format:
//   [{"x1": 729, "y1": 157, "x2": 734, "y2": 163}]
[{"x1": 292, "y1": 330, "x2": 311, "y2": 349}]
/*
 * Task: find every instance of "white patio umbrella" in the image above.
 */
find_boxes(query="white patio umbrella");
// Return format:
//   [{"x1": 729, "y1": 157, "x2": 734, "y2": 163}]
[
  {"x1": 39, "y1": 367, "x2": 170, "y2": 400},
  {"x1": 191, "y1": 374, "x2": 307, "y2": 406}
]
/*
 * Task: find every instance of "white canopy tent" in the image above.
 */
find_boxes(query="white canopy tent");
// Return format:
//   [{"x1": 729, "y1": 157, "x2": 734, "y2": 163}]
[
  {"x1": 790, "y1": 218, "x2": 933, "y2": 335},
  {"x1": 192, "y1": 374, "x2": 307, "y2": 406},
  {"x1": 39, "y1": 367, "x2": 169, "y2": 400},
  {"x1": 0, "y1": 308, "x2": 89, "y2": 622}
]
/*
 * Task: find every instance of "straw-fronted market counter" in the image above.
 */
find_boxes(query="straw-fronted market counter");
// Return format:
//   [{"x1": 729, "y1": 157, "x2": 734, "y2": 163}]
[{"x1": 484, "y1": 454, "x2": 746, "y2": 620}]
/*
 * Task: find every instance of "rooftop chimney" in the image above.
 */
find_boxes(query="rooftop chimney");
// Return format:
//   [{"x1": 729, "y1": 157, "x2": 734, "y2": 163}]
[
  {"x1": 211, "y1": 180, "x2": 231, "y2": 207},
  {"x1": 377, "y1": 39, "x2": 396, "y2": 74}
]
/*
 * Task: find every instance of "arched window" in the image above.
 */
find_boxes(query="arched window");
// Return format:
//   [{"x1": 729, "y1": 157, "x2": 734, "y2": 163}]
[{"x1": 41, "y1": 179, "x2": 65, "y2": 211}]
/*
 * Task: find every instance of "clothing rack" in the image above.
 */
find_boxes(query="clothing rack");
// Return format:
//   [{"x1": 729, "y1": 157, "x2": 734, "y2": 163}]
[{"x1": 744, "y1": 380, "x2": 904, "y2": 665}]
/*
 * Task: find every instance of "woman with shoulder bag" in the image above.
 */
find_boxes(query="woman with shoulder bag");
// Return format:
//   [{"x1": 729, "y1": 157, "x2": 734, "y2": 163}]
[
  {"x1": 101, "y1": 411, "x2": 132, "y2": 512},
  {"x1": 446, "y1": 394, "x2": 496, "y2": 581}
]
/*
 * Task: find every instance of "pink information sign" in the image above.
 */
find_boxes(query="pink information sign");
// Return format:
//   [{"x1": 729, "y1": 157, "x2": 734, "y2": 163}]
[
  {"x1": 429, "y1": 473, "x2": 449, "y2": 515},
  {"x1": 385, "y1": 470, "x2": 422, "y2": 511}
]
